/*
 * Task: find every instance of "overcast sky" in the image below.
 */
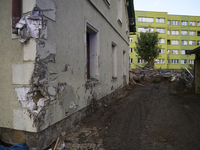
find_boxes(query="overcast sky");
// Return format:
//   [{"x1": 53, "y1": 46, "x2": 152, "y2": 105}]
[{"x1": 134, "y1": 0, "x2": 200, "y2": 16}]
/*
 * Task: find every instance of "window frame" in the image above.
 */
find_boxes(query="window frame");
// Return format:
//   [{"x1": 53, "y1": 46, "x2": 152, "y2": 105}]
[
  {"x1": 189, "y1": 60, "x2": 194, "y2": 64},
  {"x1": 181, "y1": 59, "x2": 187, "y2": 64},
  {"x1": 172, "y1": 50, "x2": 179, "y2": 54},
  {"x1": 181, "y1": 21, "x2": 188, "y2": 26},
  {"x1": 189, "y1": 40, "x2": 195, "y2": 45},
  {"x1": 156, "y1": 18, "x2": 165, "y2": 23},
  {"x1": 156, "y1": 28, "x2": 165, "y2": 33},
  {"x1": 189, "y1": 21, "x2": 196, "y2": 26},
  {"x1": 181, "y1": 40, "x2": 188, "y2": 45},
  {"x1": 181, "y1": 30, "x2": 188, "y2": 36},
  {"x1": 181, "y1": 50, "x2": 186, "y2": 55},
  {"x1": 172, "y1": 59, "x2": 179, "y2": 64},
  {"x1": 171, "y1": 40, "x2": 179, "y2": 45},
  {"x1": 138, "y1": 17, "x2": 154, "y2": 23},
  {"x1": 189, "y1": 31, "x2": 196, "y2": 36},
  {"x1": 172, "y1": 20, "x2": 179, "y2": 25},
  {"x1": 159, "y1": 38, "x2": 165, "y2": 44},
  {"x1": 85, "y1": 22, "x2": 100, "y2": 81},
  {"x1": 172, "y1": 30, "x2": 179, "y2": 35}
]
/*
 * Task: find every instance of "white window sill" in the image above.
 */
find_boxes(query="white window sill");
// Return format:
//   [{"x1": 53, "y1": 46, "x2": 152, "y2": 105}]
[{"x1": 118, "y1": 19, "x2": 123, "y2": 26}]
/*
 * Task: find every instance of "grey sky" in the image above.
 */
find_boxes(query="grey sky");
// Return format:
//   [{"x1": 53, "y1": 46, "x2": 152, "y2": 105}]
[{"x1": 134, "y1": 0, "x2": 200, "y2": 16}]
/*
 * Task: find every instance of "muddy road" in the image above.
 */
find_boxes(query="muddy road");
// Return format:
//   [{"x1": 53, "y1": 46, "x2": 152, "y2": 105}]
[{"x1": 51, "y1": 81, "x2": 200, "y2": 150}]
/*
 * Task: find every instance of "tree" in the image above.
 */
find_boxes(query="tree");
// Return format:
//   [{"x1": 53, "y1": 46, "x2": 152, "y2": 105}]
[{"x1": 134, "y1": 31, "x2": 161, "y2": 67}]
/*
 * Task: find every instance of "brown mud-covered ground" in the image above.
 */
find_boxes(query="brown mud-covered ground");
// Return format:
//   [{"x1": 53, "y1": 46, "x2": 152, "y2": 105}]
[{"x1": 49, "y1": 79, "x2": 200, "y2": 150}]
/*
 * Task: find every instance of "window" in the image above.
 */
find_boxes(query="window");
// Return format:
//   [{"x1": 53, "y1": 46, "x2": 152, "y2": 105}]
[
  {"x1": 12, "y1": 0, "x2": 22, "y2": 34},
  {"x1": 167, "y1": 30, "x2": 170, "y2": 35},
  {"x1": 130, "y1": 58, "x2": 133, "y2": 63},
  {"x1": 172, "y1": 50, "x2": 179, "y2": 54},
  {"x1": 181, "y1": 21, "x2": 188, "y2": 26},
  {"x1": 190, "y1": 31, "x2": 196, "y2": 36},
  {"x1": 123, "y1": 50, "x2": 126, "y2": 76},
  {"x1": 181, "y1": 31, "x2": 188, "y2": 35},
  {"x1": 197, "y1": 22, "x2": 200, "y2": 26},
  {"x1": 167, "y1": 49, "x2": 170, "y2": 54},
  {"x1": 189, "y1": 21, "x2": 196, "y2": 26},
  {"x1": 138, "y1": 58, "x2": 145, "y2": 64},
  {"x1": 86, "y1": 24, "x2": 99, "y2": 80},
  {"x1": 167, "y1": 40, "x2": 171, "y2": 45},
  {"x1": 129, "y1": 48, "x2": 133, "y2": 53},
  {"x1": 158, "y1": 39, "x2": 165, "y2": 43},
  {"x1": 129, "y1": 37, "x2": 133, "y2": 43},
  {"x1": 181, "y1": 40, "x2": 187, "y2": 45},
  {"x1": 138, "y1": 17, "x2": 154, "y2": 22},
  {"x1": 172, "y1": 40, "x2": 179, "y2": 45},
  {"x1": 189, "y1": 40, "x2": 195, "y2": 45},
  {"x1": 198, "y1": 31, "x2": 200, "y2": 36},
  {"x1": 156, "y1": 59, "x2": 165, "y2": 64},
  {"x1": 117, "y1": 0, "x2": 122, "y2": 25},
  {"x1": 112, "y1": 42, "x2": 117, "y2": 79},
  {"x1": 167, "y1": 20, "x2": 171, "y2": 25},
  {"x1": 138, "y1": 27, "x2": 154, "y2": 33},
  {"x1": 172, "y1": 59, "x2": 179, "y2": 64},
  {"x1": 197, "y1": 41, "x2": 200, "y2": 45},
  {"x1": 167, "y1": 59, "x2": 170, "y2": 64},
  {"x1": 189, "y1": 60, "x2": 194, "y2": 64},
  {"x1": 156, "y1": 18, "x2": 165, "y2": 23},
  {"x1": 104, "y1": 0, "x2": 111, "y2": 6},
  {"x1": 172, "y1": 30, "x2": 179, "y2": 35},
  {"x1": 181, "y1": 50, "x2": 185, "y2": 55},
  {"x1": 159, "y1": 49, "x2": 165, "y2": 54},
  {"x1": 172, "y1": 20, "x2": 179, "y2": 25},
  {"x1": 156, "y1": 28, "x2": 165, "y2": 33},
  {"x1": 181, "y1": 60, "x2": 187, "y2": 64}
]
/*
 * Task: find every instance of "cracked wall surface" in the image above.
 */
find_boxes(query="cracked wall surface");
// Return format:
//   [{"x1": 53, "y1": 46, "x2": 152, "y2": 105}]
[{"x1": 0, "y1": 0, "x2": 130, "y2": 134}]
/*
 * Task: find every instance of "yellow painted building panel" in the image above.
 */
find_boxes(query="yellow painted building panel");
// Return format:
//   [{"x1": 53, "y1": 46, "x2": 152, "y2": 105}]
[{"x1": 130, "y1": 10, "x2": 199, "y2": 69}]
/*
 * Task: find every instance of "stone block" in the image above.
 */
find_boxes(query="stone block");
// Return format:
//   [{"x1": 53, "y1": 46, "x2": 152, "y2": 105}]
[
  {"x1": 11, "y1": 130, "x2": 26, "y2": 144},
  {"x1": 12, "y1": 63, "x2": 34, "y2": 84},
  {"x1": 38, "y1": 135, "x2": 46, "y2": 149},
  {"x1": 1, "y1": 132, "x2": 10, "y2": 143},
  {"x1": 26, "y1": 133, "x2": 37, "y2": 148},
  {"x1": 24, "y1": 39, "x2": 36, "y2": 61}
]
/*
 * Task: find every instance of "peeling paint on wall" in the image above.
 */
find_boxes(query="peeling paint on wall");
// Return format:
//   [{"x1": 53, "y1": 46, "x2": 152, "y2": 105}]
[{"x1": 16, "y1": 6, "x2": 44, "y2": 43}]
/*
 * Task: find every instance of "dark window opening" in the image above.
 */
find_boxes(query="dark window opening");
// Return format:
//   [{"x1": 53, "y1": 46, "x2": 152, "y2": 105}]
[
  {"x1": 167, "y1": 40, "x2": 171, "y2": 45},
  {"x1": 197, "y1": 31, "x2": 200, "y2": 36},
  {"x1": 12, "y1": 0, "x2": 22, "y2": 34},
  {"x1": 86, "y1": 24, "x2": 99, "y2": 81},
  {"x1": 86, "y1": 32, "x2": 90, "y2": 79}
]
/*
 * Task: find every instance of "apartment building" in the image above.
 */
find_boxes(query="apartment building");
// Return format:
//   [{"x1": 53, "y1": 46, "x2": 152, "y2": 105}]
[{"x1": 129, "y1": 10, "x2": 200, "y2": 69}]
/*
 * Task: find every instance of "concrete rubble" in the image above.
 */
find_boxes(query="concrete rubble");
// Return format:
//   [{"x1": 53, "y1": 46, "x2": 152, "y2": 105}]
[
  {"x1": 129, "y1": 67, "x2": 194, "y2": 89},
  {"x1": 48, "y1": 124, "x2": 105, "y2": 150}
]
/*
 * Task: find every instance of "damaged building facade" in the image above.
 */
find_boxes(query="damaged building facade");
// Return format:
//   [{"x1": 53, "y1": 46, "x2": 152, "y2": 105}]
[{"x1": 0, "y1": 0, "x2": 135, "y2": 149}]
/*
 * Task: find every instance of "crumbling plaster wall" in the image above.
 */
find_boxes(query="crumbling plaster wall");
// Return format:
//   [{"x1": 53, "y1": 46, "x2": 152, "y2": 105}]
[
  {"x1": 37, "y1": 0, "x2": 130, "y2": 131},
  {"x1": 0, "y1": 1, "x2": 36, "y2": 131},
  {"x1": 0, "y1": 0, "x2": 130, "y2": 133}
]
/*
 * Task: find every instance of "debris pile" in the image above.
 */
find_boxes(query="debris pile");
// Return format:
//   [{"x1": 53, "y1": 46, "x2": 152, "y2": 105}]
[{"x1": 129, "y1": 67, "x2": 194, "y2": 91}]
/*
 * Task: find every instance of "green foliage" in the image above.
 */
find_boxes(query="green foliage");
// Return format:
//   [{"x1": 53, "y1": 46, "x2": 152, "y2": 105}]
[
  {"x1": 188, "y1": 64, "x2": 194, "y2": 70},
  {"x1": 134, "y1": 32, "x2": 161, "y2": 62}
]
